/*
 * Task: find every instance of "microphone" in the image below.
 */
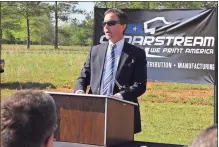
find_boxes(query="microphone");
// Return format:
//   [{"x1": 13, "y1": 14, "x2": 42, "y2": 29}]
[
  {"x1": 115, "y1": 80, "x2": 131, "y2": 93},
  {"x1": 115, "y1": 80, "x2": 122, "y2": 90},
  {"x1": 115, "y1": 80, "x2": 128, "y2": 91}
]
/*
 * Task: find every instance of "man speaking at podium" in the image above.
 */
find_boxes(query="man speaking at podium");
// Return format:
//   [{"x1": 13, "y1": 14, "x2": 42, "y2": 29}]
[{"x1": 74, "y1": 8, "x2": 147, "y2": 134}]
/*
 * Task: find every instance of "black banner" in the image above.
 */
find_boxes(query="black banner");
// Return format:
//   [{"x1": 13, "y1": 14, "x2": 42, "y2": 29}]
[{"x1": 94, "y1": 8, "x2": 217, "y2": 84}]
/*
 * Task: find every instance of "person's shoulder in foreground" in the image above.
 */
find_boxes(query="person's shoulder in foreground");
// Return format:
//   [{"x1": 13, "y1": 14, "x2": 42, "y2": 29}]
[{"x1": 1, "y1": 89, "x2": 57, "y2": 147}]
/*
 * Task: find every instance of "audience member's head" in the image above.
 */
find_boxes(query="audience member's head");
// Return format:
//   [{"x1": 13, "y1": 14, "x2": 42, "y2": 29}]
[
  {"x1": 188, "y1": 124, "x2": 218, "y2": 147},
  {"x1": 1, "y1": 90, "x2": 57, "y2": 147}
]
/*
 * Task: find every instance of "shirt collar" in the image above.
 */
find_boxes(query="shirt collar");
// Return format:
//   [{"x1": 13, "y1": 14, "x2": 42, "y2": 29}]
[{"x1": 108, "y1": 38, "x2": 125, "y2": 49}]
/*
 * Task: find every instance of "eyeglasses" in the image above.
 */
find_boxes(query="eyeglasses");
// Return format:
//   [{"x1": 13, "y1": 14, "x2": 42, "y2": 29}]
[{"x1": 102, "y1": 20, "x2": 120, "y2": 26}]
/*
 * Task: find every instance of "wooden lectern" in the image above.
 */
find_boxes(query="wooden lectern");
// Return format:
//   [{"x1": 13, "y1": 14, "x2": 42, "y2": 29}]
[{"x1": 45, "y1": 92, "x2": 137, "y2": 147}]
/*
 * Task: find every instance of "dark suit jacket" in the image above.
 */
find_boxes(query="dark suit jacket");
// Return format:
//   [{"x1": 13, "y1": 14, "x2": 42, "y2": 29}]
[{"x1": 74, "y1": 41, "x2": 147, "y2": 134}]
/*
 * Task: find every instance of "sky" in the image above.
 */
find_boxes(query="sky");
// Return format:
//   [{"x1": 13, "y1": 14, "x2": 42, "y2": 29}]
[
  {"x1": 72, "y1": 2, "x2": 95, "y2": 21},
  {"x1": 78, "y1": 2, "x2": 95, "y2": 13}
]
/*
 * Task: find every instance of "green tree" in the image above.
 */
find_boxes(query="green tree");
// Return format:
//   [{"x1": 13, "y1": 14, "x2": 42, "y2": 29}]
[
  {"x1": 30, "y1": 14, "x2": 54, "y2": 45},
  {"x1": 94, "y1": 1, "x2": 217, "y2": 9},
  {"x1": 0, "y1": 2, "x2": 2, "y2": 50},
  {"x1": 58, "y1": 12, "x2": 94, "y2": 46},
  {"x1": 58, "y1": 24, "x2": 73, "y2": 46},
  {"x1": 49, "y1": 1, "x2": 84, "y2": 49},
  {"x1": 15, "y1": 2, "x2": 49, "y2": 48},
  {"x1": 0, "y1": 2, "x2": 20, "y2": 47},
  {"x1": 94, "y1": 2, "x2": 152, "y2": 9},
  {"x1": 1, "y1": 2, "x2": 53, "y2": 46},
  {"x1": 1, "y1": 2, "x2": 49, "y2": 48},
  {"x1": 79, "y1": 13, "x2": 94, "y2": 46},
  {"x1": 66, "y1": 13, "x2": 93, "y2": 46}
]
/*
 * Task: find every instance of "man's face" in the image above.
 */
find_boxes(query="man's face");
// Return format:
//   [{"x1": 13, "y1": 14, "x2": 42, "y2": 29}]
[{"x1": 103, "y1": 12, "x2": 126, "y2": 43}]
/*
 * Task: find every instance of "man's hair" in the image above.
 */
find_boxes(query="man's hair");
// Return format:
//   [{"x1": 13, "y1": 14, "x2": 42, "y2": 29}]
[
  {"x1": 188, "y1": 124, "x2": 218, "y2": 147},
  {"x1": 104, "y1": 8, "x2": 128, "y2": 24},
  {"x1": 104, "y1": 8, "x2": 128, "y2": 34},
  {"x1": 1, "y1": 90, "x2": 57, "y2": 147}
]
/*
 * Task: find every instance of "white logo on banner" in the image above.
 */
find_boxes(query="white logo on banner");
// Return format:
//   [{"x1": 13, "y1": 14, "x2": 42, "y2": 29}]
[{"x1": 144, "y1": 17, "x2": 171, "y2": 34}]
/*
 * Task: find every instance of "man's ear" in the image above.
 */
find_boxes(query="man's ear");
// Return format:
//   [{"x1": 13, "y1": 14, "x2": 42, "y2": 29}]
[
  {"x1": 121, "y1": 24, "x2": 127, "y2": 33},
  {"x1": 45, "y1": 135, "x2": 54, "y2": 147}
]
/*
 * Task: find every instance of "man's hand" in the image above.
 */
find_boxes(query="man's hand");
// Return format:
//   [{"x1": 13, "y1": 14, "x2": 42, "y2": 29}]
[
  {"x1": 75, "y1": 90, "x2": 85, "y2": 94},
  {"x1": 112, "y1": 93, "x2": 123, "y2": 99}
]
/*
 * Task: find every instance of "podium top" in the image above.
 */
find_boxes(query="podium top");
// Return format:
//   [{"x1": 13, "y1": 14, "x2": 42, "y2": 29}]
[{"x1": 45, "y1": 91, "x2": 137, "y2": 106}]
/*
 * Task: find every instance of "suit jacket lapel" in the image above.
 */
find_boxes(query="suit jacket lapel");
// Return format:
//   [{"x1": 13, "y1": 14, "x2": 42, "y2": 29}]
[
  {"x1": 98, "y1": 42, "x2": 108, "y2": 89},
  {"x1": 115, "y1": 41, "x2": 130, "y2": 79}
]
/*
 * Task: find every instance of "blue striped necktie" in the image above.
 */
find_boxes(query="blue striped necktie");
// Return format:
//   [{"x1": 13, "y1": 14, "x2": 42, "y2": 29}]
[{"x1": 101, "y1": 44, "x2": 116, "y2": 96}]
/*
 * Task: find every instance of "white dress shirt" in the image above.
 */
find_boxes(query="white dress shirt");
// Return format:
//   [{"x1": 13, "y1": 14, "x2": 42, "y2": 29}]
[{"x1": 100, "y1": 38, "x2": 125, "y2": 98}]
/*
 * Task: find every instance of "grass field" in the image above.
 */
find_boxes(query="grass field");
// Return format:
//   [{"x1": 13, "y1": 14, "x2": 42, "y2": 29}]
[{"x1": 1, "y1": 44, "x2": 215, "y2": 145}]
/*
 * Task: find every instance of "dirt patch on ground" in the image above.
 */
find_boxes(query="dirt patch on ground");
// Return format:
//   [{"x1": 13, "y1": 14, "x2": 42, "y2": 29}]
[
  {"x1": 45, "y1": 85, "x2": 213, "y2": 99},
  {"x1": 1, "y1": 82, "x2": 213, "y2": 102},
  {"x1": 168, "y1": 89, "x2": 213, "y2": 98},
  {"x1": 146, "y1": 89, "x2": 213, "y2": 99}
]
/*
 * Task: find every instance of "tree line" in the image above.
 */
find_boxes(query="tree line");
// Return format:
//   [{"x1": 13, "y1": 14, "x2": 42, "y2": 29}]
[{"x1": 0, "y1": 1, "x2": 217, "y2": 49}]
